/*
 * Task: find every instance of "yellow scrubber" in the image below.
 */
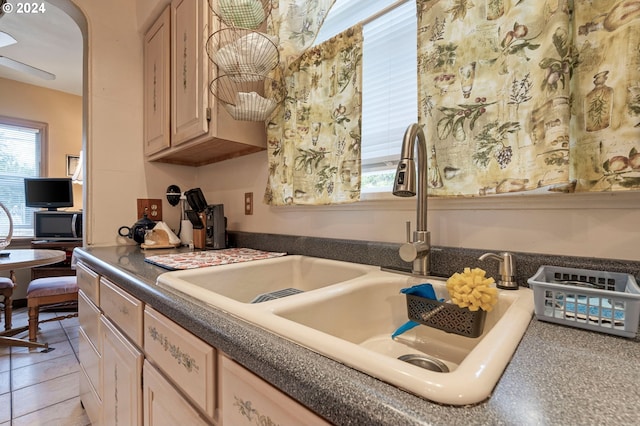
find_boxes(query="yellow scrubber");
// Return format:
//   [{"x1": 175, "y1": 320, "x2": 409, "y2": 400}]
[{"x1": 446, "y1": 267, "x2": 498, "y2": 312}]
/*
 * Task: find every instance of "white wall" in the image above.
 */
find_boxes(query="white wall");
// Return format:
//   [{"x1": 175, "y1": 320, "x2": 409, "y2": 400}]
[
  {"x1": 195, "y1": 150, "x2": 640, "y2": 262},
  {"x1": 72, "y1": 0, "x2": 639, "y2": 262},
  {"x1": 62, "y1": 0, "x2": 193, "y2": 246}
]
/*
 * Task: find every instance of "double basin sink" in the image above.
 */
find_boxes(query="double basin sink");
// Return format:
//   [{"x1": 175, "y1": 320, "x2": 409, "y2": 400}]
[{"x1": 157, "y1": 255, "x2": 534, "y2": 405}]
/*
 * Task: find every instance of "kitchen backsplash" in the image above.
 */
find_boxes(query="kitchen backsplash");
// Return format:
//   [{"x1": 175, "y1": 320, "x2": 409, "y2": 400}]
[{"x1": 229, "y1": 231, "x2": 640, "y2": 286}]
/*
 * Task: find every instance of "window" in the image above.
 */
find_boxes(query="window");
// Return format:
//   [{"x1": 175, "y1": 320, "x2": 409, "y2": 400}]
[
  {"x1": 0, "y1": 116, "x2": 47, "y2": 237},
  {"x1": 315, "y1": 0, "x2": 417, "y2": 193}
]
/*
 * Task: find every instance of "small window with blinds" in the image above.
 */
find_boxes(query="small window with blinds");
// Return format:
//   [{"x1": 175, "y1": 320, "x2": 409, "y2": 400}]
[
  {"x1": 0, "y1": 116, "x2": 47, "y2": 237},
  {"x1": 315, "y1": 0, "x2": 417, "y2": 194}
]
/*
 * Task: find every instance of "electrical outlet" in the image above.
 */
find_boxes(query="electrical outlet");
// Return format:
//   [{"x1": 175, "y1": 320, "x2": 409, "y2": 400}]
[
  {"x1": 137, "y1": 198, "x2": 163, "y2": 221},
  {"x1": 244, "y1": 192, "x2": 253, "y2": 215}
]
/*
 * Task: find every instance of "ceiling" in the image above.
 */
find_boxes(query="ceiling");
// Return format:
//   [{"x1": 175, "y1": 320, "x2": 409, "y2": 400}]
[{"x1": 0, "y1": 0, "x2": 82, "y2": 96}]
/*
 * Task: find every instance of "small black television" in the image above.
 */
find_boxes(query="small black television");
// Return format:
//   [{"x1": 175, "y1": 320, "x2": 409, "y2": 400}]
[{"x1": 24, "y1": 178, "x2": 74, "y2": 211}]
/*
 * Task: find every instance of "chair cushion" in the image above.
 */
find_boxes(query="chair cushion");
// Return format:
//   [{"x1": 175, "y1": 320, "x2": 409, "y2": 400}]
[
  {"x1": 27, "y1": 276, "x2": 78, "y2": 298},
  {"x1": 0, "y1": 277, "x2": 14, "y2": 289}
]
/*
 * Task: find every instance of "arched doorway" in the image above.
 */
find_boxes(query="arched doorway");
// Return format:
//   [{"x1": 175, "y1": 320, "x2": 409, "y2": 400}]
[{"x1": 49, "y1": 0, "x2": 89, "y2": 239}]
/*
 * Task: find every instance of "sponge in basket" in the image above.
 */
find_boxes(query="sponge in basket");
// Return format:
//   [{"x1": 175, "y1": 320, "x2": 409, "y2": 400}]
[{"x1": 446, "y1": 267, "x2": 498, "y2": 312}]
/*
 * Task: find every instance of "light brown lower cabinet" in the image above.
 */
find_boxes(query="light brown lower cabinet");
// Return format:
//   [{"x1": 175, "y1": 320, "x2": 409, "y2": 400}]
[
  {"x1": 101, "y1": 316, "x2": 143, "y2": 426},
  {"x1": 78, "y1": 262, "x2": 330, "y2": 425},
  {"x1": 143, "y1": 360, "x2": 210, "y2": 426},
  {"x1": 78, "y1": 354, "x2": 101, "y2": 425},
  {"x1": 143, "y1": 306, "x2": 216, "y2": 422},
  {"x1": 219, "y1": 354, "x2": 330, "y2": 426},
  {"x1": 77, "y1": 262, "x2": 102, "y2": 424}
]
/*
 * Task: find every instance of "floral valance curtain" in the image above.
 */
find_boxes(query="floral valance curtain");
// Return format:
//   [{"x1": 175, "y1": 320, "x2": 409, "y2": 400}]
[
  {"x1": 418, "y1": 0, "x2": 640, "y2": 196},
  {"x1": 267, "y1": 0, "x2": 335, "y2": 63},
  {"x1": 264, "y1": 1, "x2": 364, "y2": 206}
]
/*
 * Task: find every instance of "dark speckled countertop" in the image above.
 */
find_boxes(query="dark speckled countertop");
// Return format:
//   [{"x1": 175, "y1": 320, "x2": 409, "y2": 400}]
[{"x1": 73, "y1": 232, "x2": 640, "y2": 425}]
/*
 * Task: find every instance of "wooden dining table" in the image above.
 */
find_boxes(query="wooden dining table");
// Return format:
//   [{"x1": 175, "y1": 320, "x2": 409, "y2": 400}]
[{"x1": 1, "y1": 249, "x2": 67, "y2": 349}]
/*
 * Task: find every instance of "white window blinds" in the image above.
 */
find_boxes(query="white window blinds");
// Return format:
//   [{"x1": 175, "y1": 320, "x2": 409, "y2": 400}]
[
  {"x1": 0, "y1": 123, "x2": 39, "y2": 173},
  {"x1": 0, "y1": 122, "x2": 42, "y2": 236},
  {"x1": 315, "y1": 0, "x2": 417, "y2": 192}
]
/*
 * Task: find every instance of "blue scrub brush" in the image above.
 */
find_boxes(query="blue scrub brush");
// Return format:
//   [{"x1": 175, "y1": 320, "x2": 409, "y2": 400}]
[{"x1": 392, "y1": 283, "x2": 441, "y2": 339}]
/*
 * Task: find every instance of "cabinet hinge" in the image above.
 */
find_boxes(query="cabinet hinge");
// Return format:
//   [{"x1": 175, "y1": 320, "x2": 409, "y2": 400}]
[{"x1": 206, "y1": 107, "x2": 211, "y2": 122}]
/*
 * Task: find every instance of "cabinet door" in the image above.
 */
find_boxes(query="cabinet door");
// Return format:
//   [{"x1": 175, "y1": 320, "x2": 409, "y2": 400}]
[
  {"x1": 144, "y1": 6, "x2": 171, "y2": 155},
  {"x1": 101, "y1": 316, "x2": 143, "y2": 426},
  {"x1": 143, "y1": 361, "x2": 211, "y2": 426},
  {"x1": 144, "y1": 306, "x2": 216, "y2": 421},
  {"x1": 219, "y1": 354, "x2": 330, "y2": 426},
  {"x1": 171, "y1": 0, "x2": 210, "y2": 145}
]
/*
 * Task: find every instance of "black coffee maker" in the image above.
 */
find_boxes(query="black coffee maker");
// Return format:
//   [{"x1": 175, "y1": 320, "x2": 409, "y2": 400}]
[
  {"x1": 203, "y1": 204, "x2": 226, "y2": 249},
  {"x1": 184, "y1": 188, "x2": 226, "y2": 249}
]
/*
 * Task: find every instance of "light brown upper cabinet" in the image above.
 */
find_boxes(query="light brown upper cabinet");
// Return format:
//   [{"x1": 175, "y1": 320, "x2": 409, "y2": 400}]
[
  {"x1": 143, "y1": 6, "x2": 171, "y2": 156},
  {"x1": 143, "y1": 0, "x2": 266, "y2": 166}
]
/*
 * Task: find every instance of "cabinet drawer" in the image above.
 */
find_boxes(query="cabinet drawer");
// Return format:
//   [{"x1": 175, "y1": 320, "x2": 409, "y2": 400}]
[
  {"x1": 100, "y1": 277, "x2": 144, "y2": 347},
  {"x1": 76, "y1": 261, "x2": 100, "y2": 306},
  {"x1": 80, "y1": 364, "x2": 102, "y2": 425},
  {"x1": 144, "y1": 306, "x2": 216, "y2": 421},
  {"x1": 219, "y1": 355, "x2": 330, "y2": 426},
  {"x1": 78, "y1": 326, "x2": 101, "y2": 400},
  {"x1": 143, "y1": 360, "x2": 211, "y2": 426},
  {"x1": 78, "y1": 289, "x2": 101, "y2": 353}
]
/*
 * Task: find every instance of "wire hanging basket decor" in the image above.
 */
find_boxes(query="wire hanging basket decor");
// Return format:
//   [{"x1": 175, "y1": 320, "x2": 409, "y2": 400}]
[
  {"x1": 208, "y1": 0, "x2": 272, "y2": 30},
  {"x1": 206, "y1": 29, "x2": 280, "y2": 80},
  {"x1": 210, "y1": 74, "x2": 286, "y2": 122}
]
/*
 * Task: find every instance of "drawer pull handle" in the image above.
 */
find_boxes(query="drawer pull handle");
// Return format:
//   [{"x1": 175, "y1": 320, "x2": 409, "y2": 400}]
[{"x1": 147, "y1": 326, "x2": 200, "y2": 373}]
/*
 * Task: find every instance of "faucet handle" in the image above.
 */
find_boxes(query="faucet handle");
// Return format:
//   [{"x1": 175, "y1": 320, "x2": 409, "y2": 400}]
[{"x1": 478, "y1": 252, "x2": 518, "y2": 290}]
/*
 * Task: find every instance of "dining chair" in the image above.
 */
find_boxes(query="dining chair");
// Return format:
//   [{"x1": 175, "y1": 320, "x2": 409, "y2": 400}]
[
  {"x1": 26, "y1": 275, "x2": 78, "y2": 342},
  {"x1": 0, "y1": 276, "x2": 14, "y2": 331}
]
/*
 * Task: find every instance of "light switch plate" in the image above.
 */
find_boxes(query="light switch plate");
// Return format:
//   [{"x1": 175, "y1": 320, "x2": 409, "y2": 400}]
[{"x1": 137, "y1": 198, "x2": 162, "y2": 221}]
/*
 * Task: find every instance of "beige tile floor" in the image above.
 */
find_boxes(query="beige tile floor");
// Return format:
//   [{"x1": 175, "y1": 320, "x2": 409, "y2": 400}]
[{"x1": 1, "y1": 307, "x2": 90, "y2": 425}]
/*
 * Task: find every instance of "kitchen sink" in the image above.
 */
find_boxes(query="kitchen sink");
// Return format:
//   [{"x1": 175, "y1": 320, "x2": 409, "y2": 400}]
[
  {"x1": 272, "y1": 277, "x2": 482, "y2": 372},
  {"x1": 157, "y1": 255, "x2": 374, "y2": 305},
  {"x1": 266, "y1": 275, "x2": 533, "y2": 404},
  {"x1": 157, "y1": 255, "x2": 534, "y2": 405}
]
